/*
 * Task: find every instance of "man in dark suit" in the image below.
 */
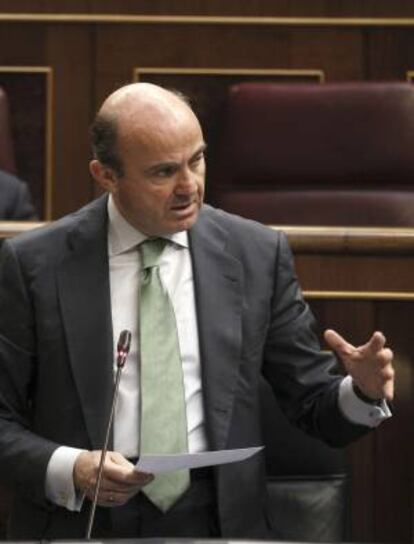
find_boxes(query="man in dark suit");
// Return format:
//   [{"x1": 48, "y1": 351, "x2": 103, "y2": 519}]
[
  {"x1": 0, "y1": 83, "x2": 393, "y2": 540},
  {"x1": 0, "y1": 169, "x2": 37, "y2": 219}
]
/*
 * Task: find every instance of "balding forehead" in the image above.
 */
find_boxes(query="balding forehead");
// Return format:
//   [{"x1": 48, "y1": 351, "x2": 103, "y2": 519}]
[
  {"x1": 102, "y1": 84, "x2": 200, "y2": 147},
  {"x1": 99, "y1": 83, "x2": 190, "y2": 121}
]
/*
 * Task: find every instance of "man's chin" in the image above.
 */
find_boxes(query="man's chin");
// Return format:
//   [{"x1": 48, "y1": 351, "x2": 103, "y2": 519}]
[
  {"x1": 174, "y1": 215, "x2": 198, "y2": 233},
  {"x1": 165, "y1": 213, "x2": 198, "y2": 234}
]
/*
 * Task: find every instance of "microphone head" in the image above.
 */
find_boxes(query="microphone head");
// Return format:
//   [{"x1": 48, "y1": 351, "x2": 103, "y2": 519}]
[{"x1": 116, "y1": 330, "x2": 131, "y2": 367}]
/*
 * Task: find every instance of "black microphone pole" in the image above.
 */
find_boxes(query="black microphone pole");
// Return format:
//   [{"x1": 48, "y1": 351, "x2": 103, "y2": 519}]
[{"x1": 85, "y1": 329, "x2": 132, "y2": 540}]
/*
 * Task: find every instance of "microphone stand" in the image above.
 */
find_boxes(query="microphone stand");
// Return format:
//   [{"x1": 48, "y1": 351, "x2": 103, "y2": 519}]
[{"x1": 85, "y1": 330, "x2": 132, "y2": 540}]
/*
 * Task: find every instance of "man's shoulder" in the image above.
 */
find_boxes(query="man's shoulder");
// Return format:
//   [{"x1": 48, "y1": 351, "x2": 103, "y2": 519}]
[
  {"x1": 200, "y1": 204, "x2": 284, "y2": 242},
  {"x1": 196, "y1": 204, "x2": 291, "y2": 266}
]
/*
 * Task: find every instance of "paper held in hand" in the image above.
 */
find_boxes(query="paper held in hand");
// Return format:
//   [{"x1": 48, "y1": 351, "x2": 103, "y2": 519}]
[{"x1": 135, "y1": 446, "x2": 263, "y2": 474}]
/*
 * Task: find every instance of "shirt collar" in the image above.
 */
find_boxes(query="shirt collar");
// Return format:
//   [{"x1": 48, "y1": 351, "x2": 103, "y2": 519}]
[{"x1": 107, "y1": 195, "x2": 189, "y2": 256}]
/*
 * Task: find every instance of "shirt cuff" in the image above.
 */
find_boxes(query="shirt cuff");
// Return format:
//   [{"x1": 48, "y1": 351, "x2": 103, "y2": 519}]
[
  {"x1": 338, "y1": 375, "x2": 392, "y2": 427},
  {"x1": 45, "y1": 446, "x2": 86, "y2": 511}
]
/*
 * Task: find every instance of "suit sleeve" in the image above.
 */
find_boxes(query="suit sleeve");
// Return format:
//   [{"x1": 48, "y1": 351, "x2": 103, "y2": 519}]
[
  {"x1": 0, "y1": 240, "x2": 59, "y2": 504},
  {"x1": 262, "y1": 232, "x2": 369, "y2": 447}
]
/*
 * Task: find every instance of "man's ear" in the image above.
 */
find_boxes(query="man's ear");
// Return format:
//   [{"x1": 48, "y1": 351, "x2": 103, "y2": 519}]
[{"x1": 89, "y1": 159, "x2": 118, "y2": 193}]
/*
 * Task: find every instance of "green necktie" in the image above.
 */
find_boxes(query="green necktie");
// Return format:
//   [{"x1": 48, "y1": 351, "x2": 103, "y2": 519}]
[{"x1": 139, "y1": 238, "x2": 190, "y2": 512}]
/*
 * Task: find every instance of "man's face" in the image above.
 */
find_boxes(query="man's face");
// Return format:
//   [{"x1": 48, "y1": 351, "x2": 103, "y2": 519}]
[{"x1": 102, "y1": 113, "x2": 206, "y2": 236}]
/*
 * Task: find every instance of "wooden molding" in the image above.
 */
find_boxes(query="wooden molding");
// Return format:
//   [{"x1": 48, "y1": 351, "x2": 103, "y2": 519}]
[
  {"x1": 271, "y1": 225, "x2": 414, "y2": 255},
  {"x1": 133, "y1": 67, "x2": 325, "y2": 83},
  {"x1": 2, "y1": 13, "x2": 414, "y2": 27}
]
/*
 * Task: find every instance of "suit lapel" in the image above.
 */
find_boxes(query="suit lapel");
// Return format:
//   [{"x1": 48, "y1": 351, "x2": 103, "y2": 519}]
[
  {"x1": 190, "y1": 207, "x2": 243, "y2": 450},
  {"x1": 57, "y1": 196, "x2": 114, "y2": 449}
]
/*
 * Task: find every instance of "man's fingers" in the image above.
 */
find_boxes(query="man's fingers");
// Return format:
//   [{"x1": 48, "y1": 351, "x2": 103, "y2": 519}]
[
  {"x1": 376, "y1": 347, "x2": 394, "y2": 369},
  {"x1": 104, "y1": 453, "x2": 140, "y2": 480},
  {"x1": 383, "y1": 378, "x2": 394, "y2": 402},
  {"x1": 108, "y1": 451, "x2": 134, "y2": 467},
  {"x1": 325, "y1": 329, "x2": 388, "y2": 359},
  {"x1": 101, "y1": 458, "x2": 153, "y2": 498},
  {"x1": 364, "y1": 331, "x2": 386, "y2": 354},
  {"x1": 102, "y1": 471, "x2": 153, "y2": 491},
  {"x1": 74, "y1": 450, "x2": 153, "y2": 502},
  {"x1": 97, "y1": 467, "x2": 154, "y2": 507},
  {"x1": 324, "y1": 329, "x2": 354, "y2": 357},
  {"x1": 99, "y1": 488, "x2": 137, "y2": 508}
]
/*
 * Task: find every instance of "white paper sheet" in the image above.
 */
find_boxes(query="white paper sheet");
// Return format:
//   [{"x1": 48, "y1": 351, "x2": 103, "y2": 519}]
[{"x1": 134, "y1": 446, "x2": 263, "y2": 474}]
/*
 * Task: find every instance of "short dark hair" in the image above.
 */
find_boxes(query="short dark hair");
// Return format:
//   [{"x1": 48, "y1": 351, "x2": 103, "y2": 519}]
[{"x1": 90, "y1": 114, "x2": 124, "y2": 178}]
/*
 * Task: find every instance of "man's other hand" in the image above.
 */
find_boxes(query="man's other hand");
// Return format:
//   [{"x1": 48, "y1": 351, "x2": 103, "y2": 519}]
[{"x1": 324, "y1": 329, "x2": 394, "y2": 402}]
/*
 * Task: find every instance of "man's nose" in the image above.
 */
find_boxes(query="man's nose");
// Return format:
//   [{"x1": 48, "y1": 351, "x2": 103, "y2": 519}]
[{"x1": 175, "y1": 168, "x2": 197, "y2": 194}]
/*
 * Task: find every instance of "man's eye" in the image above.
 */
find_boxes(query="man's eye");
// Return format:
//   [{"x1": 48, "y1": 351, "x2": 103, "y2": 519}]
[
  {"x1": 155, "y1": 166, "x2": 176, "y2": 178},
  {"x1": 194, "y1": 153, "x2": 205, "y2": 162},
  {"x1": 191, "y1": 154, "x2": 205, "y2": 167}
]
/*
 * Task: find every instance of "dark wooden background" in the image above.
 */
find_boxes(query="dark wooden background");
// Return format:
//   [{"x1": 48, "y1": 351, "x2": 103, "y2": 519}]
[
  {"x1": 1, "y1": 1, "x2": 414, "y2": 219},
  {"x1": 0, "y1": 1, "x2": 413, "y2": 542}
]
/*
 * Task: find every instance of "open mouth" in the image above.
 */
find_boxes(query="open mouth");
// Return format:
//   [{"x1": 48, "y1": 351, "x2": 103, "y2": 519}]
[{"x1": 171, "y1": 201, "x2": 195, "y2": 214}]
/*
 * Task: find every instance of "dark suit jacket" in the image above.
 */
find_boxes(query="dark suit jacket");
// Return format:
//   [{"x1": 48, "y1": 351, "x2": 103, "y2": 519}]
[
  {"x1": 0, "y1": 195, "x2": 368, "y2": 539},
  {"x1": 0, "y1": 169, "x2": 37, "y2": 220}
]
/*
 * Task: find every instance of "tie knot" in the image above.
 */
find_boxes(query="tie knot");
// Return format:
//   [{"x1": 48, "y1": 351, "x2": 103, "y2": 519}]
[{"x1": 140, "y1": 238, "x2": 168, "y2": 269}]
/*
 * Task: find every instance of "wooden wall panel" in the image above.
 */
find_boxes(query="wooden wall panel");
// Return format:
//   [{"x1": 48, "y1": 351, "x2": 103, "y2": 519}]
[
  {"x1": 0, "y1": 16, "x2": 413, "y2": 218},
  {"x1": 0, "y1": 23, "x2": 45, "y2": 65},
  {"x1": 309, "y1": 298, "x2": 414, "y2": 543},
  {"x1": 366, "y1": 29, "x2": 414, "y2": 79},
  {"x1": 93, "y1": 24, "x2": 363, "y2": 78},
  {"x1": 295, "y1": 254, "x2": 414, "y2": 292},
  {"x1": 46, "y1": 24, "x2": 95, "y2": 213},
  {"x1": 288, "y1": 29, "x2": 364, "y2": 80},
  {"x1": 374, "y1": 302, "x2": 414, "y2": 543}
]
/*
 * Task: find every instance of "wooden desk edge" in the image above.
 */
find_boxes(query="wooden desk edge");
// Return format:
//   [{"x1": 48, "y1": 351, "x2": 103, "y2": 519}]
[{"x1": 2, "y1": 221, "x2": 414, "y2": 255}]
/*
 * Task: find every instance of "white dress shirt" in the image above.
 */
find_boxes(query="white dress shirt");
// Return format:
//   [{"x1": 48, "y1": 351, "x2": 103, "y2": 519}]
[
  {"x1": 107, "y1": 196, "x2": 207, "y2": 457},
  {"x1": 45, "y1": 196, "x2": 391, "y2": 510}
]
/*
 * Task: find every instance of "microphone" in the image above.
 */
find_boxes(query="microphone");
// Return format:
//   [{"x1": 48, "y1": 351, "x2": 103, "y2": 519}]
[
  {"x1": 85, "y1": 329, "x2": 132, "y2": 540},
  {"x1": 117, "y1": 329, "x2": 131, "y2": 368}
]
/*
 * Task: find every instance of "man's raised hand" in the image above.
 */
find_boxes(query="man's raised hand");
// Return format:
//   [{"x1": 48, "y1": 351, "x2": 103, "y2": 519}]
[{"x1": 324, "y1": 329, "x2": 394, "y2": 402}]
